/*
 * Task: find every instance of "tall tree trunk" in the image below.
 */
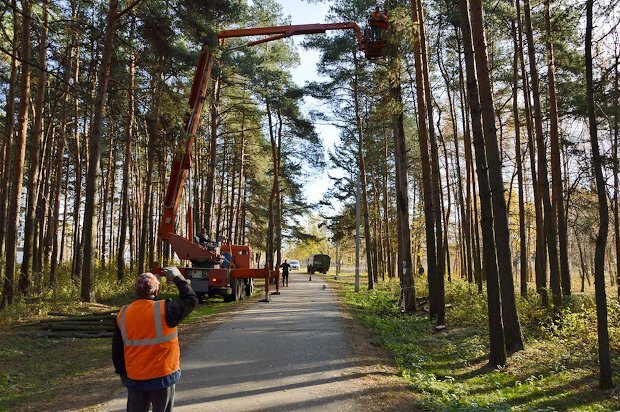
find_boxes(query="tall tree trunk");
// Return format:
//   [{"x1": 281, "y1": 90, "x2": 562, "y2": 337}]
[
  {"x1": 458, "y1": 0, "x2": 506, "y2": 365},
  {"x1": 389, "y1": 59, "x2": 416, "y2": 312},
  {"x1": 516, "y1": 0, "x2": 546, "y2": 304},
  {"x1": 511, "y1": 4, "x2": 528, "y2": 297},
  {"x1": 0, "y1": 0, "x2": 19, "y2": 260},
  {"x1": 139, "y1": 155, "x2": 154, "y2": 274},
  {"x1": 100, "y1": 134, "x2": 113, "y2": 269},
  {"x1": 456, "y1": 26, "x2": 478, "y2": 286},
  {"x1": 81, "y1": 0, "x2": 119, "y2": 301},
  {"x1": 415, "y1": 0, "x2": 445, "y2": 323},
  {"x1": 50, "y1": 64, "x2": 69, "y2": 285},
  {"x1": 410, "y1": 0, "x2": 436, "y2": 315},
  {"x1": 440, "y1": 38, "x2": 471, "y2": 285},
  {"x1": 275, "y1": 108, "x2": 283, "y2": 269},
  {"x1": 585, "y1": 0, "x2": 613, "y2": 389},
  {"x1": 265, "y1": 101, "x2": 277, "y2": 272},
  {"x1": 544, "y1": 0, "x2": 570, "y2": 295},
  {"x1": 205, "y1": 76, "x2": 221, "y2": 237},
  {"x1": 524, "y1": 0, "x2": 562, "y2": 307},
  {"x1": 1, "y1": 0, "x2": 32, "y2": 308},
  {"x1": 614, "y1": 51, "x2": 620, "y2": 302},
  {"x1": 19, "y1": 0, "x2": 48, "y2": 295},
  {"x1": 352, "y1": 51, "x2": 374, "y2": 290},
  {"x1": 382, "y1": 133, "x2": 394, "y2": 279},
  {"x1": 227, "y1": 134, "x2": 237, "y2": 241},
  {"x1": 470, "y1": 0, "x2": 524, "y2": 352}
]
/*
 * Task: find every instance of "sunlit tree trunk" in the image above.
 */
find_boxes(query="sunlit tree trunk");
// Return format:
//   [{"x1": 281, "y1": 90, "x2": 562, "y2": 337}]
[
  {"x1": 524, "y1": 0, "x2": 562, "y2": 307},
  {"x1": 50, "y1": 53, "x2": 71, "y2": 286},
  {"x1": 352, "y1": 51, "x2": 374, "y2": 290},
  {"x1": 585, "y1": 0, "x2": 612, "y2": 388},
  {"x1": 415, "y1": 0, "x2": 445, "y2": 323},
  {"x1": 19, "y1": 0, "x2": 48, "y2": 295},
  {"x1": 458, "y1": 0, "x2": 506, "y2": 365},
  {"x1": 1, "y1": 0, "x2": 32, "y2": 308},
  {"x1": 118, "y1": 14, "x2": 136, "y2": 281},
  {"x1": 612, "y1": 49, "x2": 620, "y2": 302},
  {"x1": 471, "y1": 0, "x2": 524, "y2": 352},
  {"x1": 382, "y1": 133, "x2": 394, "y2": 279},
  {"x1": 389, "y1": 57, "x2": 416, "y2": 312},
  {"x1": 205, "y1": 76, "x2": 221, "y2": 237},
  {"x1": 585, "y1": 0, "x2": 613, "y2": 388},
  {"x1": 511, "y1": 3, "x2": 528, "y2": 297},
  {"x1": 81, "y1": 0, "x2": 119, "y2": 301},
  {"x1": 455, "y1": 27, "x2": 479, "y2": 287},
  {"x1": 544, "y1": 0, "x2": 570, "y2": 295},
  {"x1": 0, "y1": 0, "x2": 19, "y2": 261}
]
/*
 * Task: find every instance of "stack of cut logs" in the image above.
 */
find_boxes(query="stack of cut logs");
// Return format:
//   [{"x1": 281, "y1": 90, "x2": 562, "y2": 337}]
[{"x1": 34, "y1": 310, "x2": 118, "y2": 338}]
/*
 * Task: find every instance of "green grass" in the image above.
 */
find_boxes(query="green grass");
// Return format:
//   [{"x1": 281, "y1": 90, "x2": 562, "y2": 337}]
[{"x1": 333, "y1": 273, "x2": 620, "y2": 411}]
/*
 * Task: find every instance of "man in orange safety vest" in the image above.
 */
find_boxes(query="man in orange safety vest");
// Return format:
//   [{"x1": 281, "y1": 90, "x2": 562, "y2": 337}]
[{"x1": 113, "y1": 267, "x2": 198, "y2": 412}]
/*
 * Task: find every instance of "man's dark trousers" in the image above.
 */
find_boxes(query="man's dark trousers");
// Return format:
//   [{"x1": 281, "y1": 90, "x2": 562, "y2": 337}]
[{"x1": 127, "y1": 385, "x2": 175, "y2": 412}]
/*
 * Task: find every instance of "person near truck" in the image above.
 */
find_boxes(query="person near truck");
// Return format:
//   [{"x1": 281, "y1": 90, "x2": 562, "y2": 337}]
[
  {"x1": 112, "y1": 267, "x2": 198, "y2": 412},
  {"x1": 280, "y1": 260, "x2": 291, "y2": 287}
]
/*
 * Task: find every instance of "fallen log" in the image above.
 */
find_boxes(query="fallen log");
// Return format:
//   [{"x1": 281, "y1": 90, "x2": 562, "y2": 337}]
[
  {"x1": 37, "y1": 331, "x2": 113, "y2": 339},
  {"x1": 38, "y1": 314, "x2": 117, "y2": 323},
  {"x1": 47, "y1": 310, "x2": 116, "y2": 318},
  {"x1": 39, "y1": 320, "x2": 116, "y2": 328},
  {"x1": 49, "y1": 324, "x2": 115, "y2": 332}
]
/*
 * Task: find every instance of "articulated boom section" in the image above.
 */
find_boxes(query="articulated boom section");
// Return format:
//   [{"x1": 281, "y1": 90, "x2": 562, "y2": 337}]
[
  {"x1": 159, "y1": 50, "x2": 214, "y2": 240},
  {"x1": 218, "y1": 22, "x2": 364, "y2": 50}
]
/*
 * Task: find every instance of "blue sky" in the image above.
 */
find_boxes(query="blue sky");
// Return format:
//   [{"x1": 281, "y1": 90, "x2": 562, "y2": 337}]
[{"x1": 276, "y1": 0, "x2": 341, "y2": 205}]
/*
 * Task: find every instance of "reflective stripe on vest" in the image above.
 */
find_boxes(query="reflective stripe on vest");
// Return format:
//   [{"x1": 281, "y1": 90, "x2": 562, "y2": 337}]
[{"x1": 118, "y1": 301, "x2": 178, "y2": 346}]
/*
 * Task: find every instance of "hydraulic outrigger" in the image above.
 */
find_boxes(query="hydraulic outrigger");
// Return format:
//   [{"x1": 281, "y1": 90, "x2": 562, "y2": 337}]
[{"x1": 154, "y1": 21, "x2": 387, "y2": 302}]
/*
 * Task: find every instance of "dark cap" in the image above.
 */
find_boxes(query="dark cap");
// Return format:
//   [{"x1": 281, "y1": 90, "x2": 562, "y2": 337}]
[{"x1": 135, "y1": 272, "x2": 160, "y2": 297}]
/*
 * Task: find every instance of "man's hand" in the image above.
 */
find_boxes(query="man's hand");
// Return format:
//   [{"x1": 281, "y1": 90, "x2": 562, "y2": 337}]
[{"x1": 162, "y1": 266, "x2": 183, "y2": 283}]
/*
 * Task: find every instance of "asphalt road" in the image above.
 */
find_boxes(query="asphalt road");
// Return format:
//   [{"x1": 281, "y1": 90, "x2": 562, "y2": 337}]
[{"x1": 100, "y1": 271, "x2": 364, "y2": 411}]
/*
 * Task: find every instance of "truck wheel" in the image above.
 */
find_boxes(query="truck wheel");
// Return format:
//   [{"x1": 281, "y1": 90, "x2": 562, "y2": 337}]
[
  {"x1": 196, "y1": 292, "x2": 205, "y2": 302},
  {"x1": 237, "y1": 279, "x2": 245, "y2": 301},
  {"x1": 223, "y1": 279, "x2": 241, "y2": 303},
  {"x1": 245, "y1": 279, "x2": 254, "y2": 297}
]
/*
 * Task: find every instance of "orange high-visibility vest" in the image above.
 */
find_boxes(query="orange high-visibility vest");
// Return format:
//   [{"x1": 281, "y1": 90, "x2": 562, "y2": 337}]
[
  {"x1": 377, "y1": 13, "x2": 388, "y2": 28},
  {"x1": 117, "y1": 300, "x2": 180, "y2": 380}
]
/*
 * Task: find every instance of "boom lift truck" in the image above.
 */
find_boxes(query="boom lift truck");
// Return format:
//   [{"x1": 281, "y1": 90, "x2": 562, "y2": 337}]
[{"x1": 153, "y1": 19, "x2": 387, "y2": 302}]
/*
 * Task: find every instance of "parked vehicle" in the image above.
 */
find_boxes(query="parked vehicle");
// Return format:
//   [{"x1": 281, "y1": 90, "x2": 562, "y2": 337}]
[
  {"x1": 306, "y1": 254, "x2": 331, "y2": 274},
  {"x1": 289, "y1": 260, "x2": 300, "y2": 270}
]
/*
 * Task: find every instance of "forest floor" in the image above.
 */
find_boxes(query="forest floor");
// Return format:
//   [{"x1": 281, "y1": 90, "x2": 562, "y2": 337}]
[
  {"x1": 3, "y1": 267, "x2": 620, "y2": 411},
  {"x1": 330, "y1": 272, "x2": 620, "y2": 411}
]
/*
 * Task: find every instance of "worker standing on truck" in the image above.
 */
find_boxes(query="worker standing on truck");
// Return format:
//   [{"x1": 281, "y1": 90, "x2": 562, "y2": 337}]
[
  {"x1": 112, "y1": 267, "x2": 198, "y2": 412},
  {"x1": 368, "y1": 6, "x2": 382, "y2": 40},
  {"x1": 280, "y1": 260, "x2": 291, "y2": 287}
]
